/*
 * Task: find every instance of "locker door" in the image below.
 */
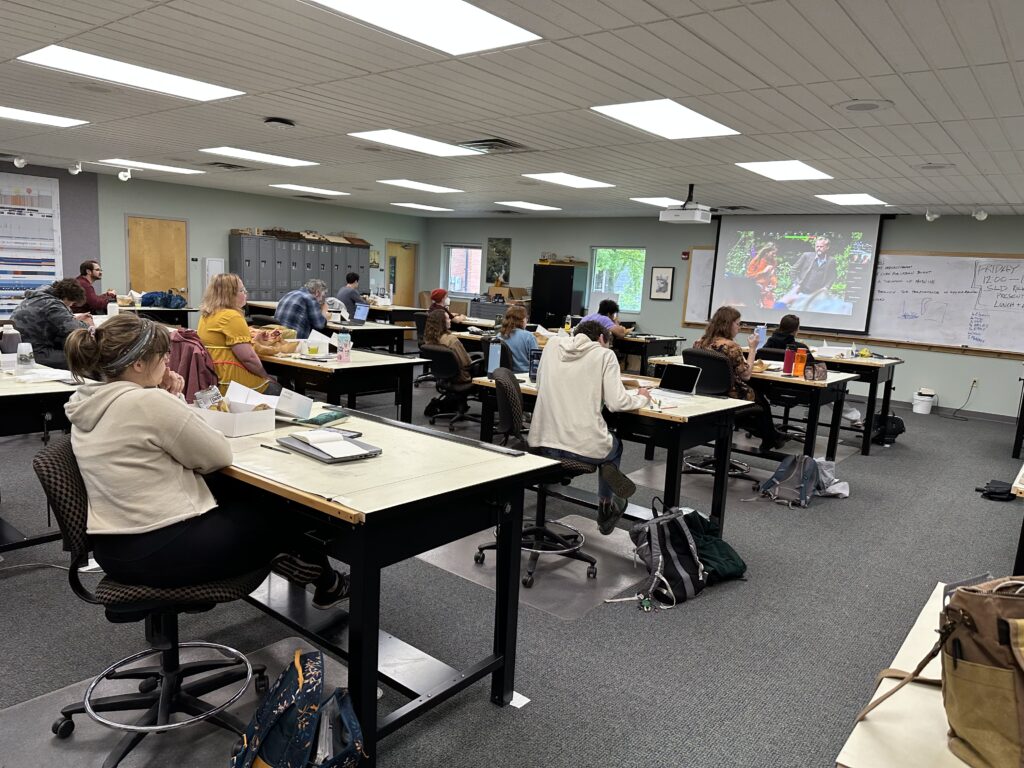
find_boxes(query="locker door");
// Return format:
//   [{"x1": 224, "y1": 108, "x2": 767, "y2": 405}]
[
  {"x1": 258, "y1": 237, "x2": 274, "y2": 300},
  {"x1": 304, "y1": 243, "x2": 320, "y2": 285},
  {"x1": 330, "y1": 245, "x2": 346, "y2": 296},
  {"x1": 274, "y1": 240, "x2": 290, "y2": 298},
  {"x1": 318, "y1": 244, "x2": 332, "y2": 287},
  {"x1": 240, "y1": 237, "x2": 259, "y2": 298},
  {"x1": 356, "y1": 247, "x2": 369, "y2": 278},
  {"x1": 289, "y1": 242, "x2": 304, "y2": 291}
]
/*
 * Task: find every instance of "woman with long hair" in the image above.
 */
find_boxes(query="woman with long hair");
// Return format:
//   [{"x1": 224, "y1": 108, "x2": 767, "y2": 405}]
[
  {"x1": 498, "y1": 305, "x2": 538, "y2": 373},
  {"x1": 423, "y1": 309, "x2": 477, "y2": 385},
  {"x1": 694, "y1": 306, "x2": 785, "y2": 452},
  {"x1": 198, "y1": 273, "x2": 279, "y2": 394},
  {"x1": 745, "y1": 243, "x2": 779, "y2": 308},
  {"x1": 63, "y1": 313, "x2": 348, "y2": 606}
]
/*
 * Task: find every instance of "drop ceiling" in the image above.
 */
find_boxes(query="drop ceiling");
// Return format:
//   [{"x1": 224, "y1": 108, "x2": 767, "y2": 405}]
[{"x1": 3, "y1": 0, "x2": 1024, "y2": 217}]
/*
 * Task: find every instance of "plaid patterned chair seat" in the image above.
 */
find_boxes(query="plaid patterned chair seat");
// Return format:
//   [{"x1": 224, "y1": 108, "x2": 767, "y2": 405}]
[{"x1": 95, "y1": 568, "x2": 269, "y2": 617}]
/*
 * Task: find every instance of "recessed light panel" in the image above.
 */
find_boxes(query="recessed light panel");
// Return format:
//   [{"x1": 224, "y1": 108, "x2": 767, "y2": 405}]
[
  {"x1": 630, "y1": 197, "x2": 687, "y2": 208},
  {"x1": 736, "y1": 160, "x2": 832, "y2": 181},
  {"x1": 522, "y1": 172, "x2": 614, "y2": 189},
  {"x1": 98, "y1": 159, "x2": 204, "y2": 175},
  {"x1": 378, "y1": 179, "x2": 463, "y2": 193},
  {"x1": 0, "y1": 106, "x2": 87, "y2": 128},
  {"x1": 815, "y1": 193, "x2": 887, "y2": 205},
  {"x1": 269, "y1": 184, "x2": 349, "y2": 196},
  {"x1": 199, "y1": 147, "x2": 318, "y2": 167},
  {"x1": 591, "y1": 99, "x2": 738, "y2": 140},
  {"x1": 17, "y1": 46, "x2": 243, "y2": 101},
  {"x1": 350, "y1": 130, "x2": 481, "y2": 157},
  {"x1": 391, "y1": 203, "x2": 453, "y2": 211},
  {"x1": 305, "y1": 0, "x2": 540, "y2": 55},
  {"x1": 494, "y1": 201, "x2": 561, "y2": 211}
]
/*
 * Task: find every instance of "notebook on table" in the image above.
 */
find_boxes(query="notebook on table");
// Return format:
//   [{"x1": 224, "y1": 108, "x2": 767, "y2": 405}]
[{"x1": 277, "y1": 428, "x2": 381, "y2": 464}]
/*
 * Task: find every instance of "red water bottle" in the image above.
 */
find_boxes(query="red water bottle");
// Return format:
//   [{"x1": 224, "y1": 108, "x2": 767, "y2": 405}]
[{"x1": 782, "y1": 345, "x2": 796, "y2": 374}]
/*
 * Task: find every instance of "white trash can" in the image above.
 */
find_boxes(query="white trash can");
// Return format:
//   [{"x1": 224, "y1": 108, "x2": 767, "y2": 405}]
[{"x1": 912, "y1": 388, "x2": 936, "y2": 414}]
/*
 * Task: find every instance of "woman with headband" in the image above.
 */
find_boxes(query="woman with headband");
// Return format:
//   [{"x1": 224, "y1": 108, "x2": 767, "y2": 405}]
[{"x1": 62, "y1": 314, "x2": 350, "y2": 609}]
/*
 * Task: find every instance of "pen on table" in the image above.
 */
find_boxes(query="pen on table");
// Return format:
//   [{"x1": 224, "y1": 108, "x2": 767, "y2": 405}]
[{"x1": 260, "y1": 443, "x2": 291, "y2": 454}]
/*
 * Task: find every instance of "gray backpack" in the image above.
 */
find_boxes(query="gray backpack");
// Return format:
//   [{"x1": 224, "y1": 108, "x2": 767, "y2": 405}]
[{"x1": 757, "y1": 454, "x2": 821, "y2": 508}]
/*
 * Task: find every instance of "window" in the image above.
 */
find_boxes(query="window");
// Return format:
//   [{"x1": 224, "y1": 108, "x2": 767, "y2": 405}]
[
  {"x1": 444, "y1": 244, "x2": 483, "y2": 295},
  {"x1": 591, "y1": 247, "x2": 647, "y2": 313}
]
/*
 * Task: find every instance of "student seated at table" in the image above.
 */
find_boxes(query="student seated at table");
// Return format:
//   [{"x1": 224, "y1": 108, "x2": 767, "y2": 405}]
[
  {"x1": 198, "y1": 273, "x2": 280, "y2": 395},
  {"x1": 428, "y1": 288, "x2": 468, "y2": 324},
  {"x1": 763, "y1": 313, "x2": 811, "y2": 352},
  {"x1": 580, "y1": 299, "x2": 629, "y2": 340},
  {"x1": 422, "y1": 309, "x2": 479, "y2": 385},
  {"x1": 498, "y1": 305, "x2": 538, "y2": 373},
  {"x1": 274, "y1": 278, "x2": 329, "y2": 339},
  {"x1": 11, "y1": 278, "x2": 92, "y2": 369},
  {"x1": 528, "y1": 320, "x2": 651, "y2": 535},
  {"x1": 335, "y1": 272, "x2": 366, "y2": 320},
  {"x1": 694, "y1": 306, "x2": 787, "y2": 453},
  {"x1": 63, "y1": 313, "x2": 349, "y2": 607}
]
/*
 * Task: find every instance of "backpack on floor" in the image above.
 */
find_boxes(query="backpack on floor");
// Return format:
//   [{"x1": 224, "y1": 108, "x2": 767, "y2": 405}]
[
  {"x1": 758, "y1": 454, "x2": 821, "y2": 508},
  {"x1": 872, "y1": 412, "x2": 906, "y2": 445},
  {"x1": 231, "y1": 649, "x2": 366, "y2": 768},
  {"x1": 628, "y1": 498, "x2": 706, "y2": 607},
  {"x1": 682, "y1": 510, "x2": 747, "y2": 585}
]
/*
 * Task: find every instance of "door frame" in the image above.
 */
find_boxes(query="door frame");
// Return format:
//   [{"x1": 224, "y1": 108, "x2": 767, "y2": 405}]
[
  {"x1": 123, "y1": 213, "x2": 191, "y2": 296},
  {"x1": 385, "y1": 239, "x2": 420, "y2": 303}
]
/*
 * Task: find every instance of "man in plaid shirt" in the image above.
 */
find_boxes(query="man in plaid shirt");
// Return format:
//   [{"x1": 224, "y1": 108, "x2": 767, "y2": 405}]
[{"x1": 274, "y1": 279, "x2": 330, "y2": 339}]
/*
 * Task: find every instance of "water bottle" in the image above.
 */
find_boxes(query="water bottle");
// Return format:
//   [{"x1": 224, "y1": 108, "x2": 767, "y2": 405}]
[
  {"x1": 336, "y1": 332, "x2": 352, "y2": 363},
  {"x1": 755, "y1": 324, "x2": 767, "y2": 349},
  {"x1": 16, "y1": 342, "x2": 34, "y2": 373},
  {"x1": 782, "y1": 345, "x2": 796, "y2": 374},
  {"x1": 563, "y1": 314, "x2": 572, "y2": 332},
  {"x1": 792, "y1": 348, "x2": 808, "y2": 378}
]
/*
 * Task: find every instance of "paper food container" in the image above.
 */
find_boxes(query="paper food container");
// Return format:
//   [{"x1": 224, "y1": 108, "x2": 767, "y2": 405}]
[{"x1": 195, "y1": 401, "x2": 275, "y2": 437}]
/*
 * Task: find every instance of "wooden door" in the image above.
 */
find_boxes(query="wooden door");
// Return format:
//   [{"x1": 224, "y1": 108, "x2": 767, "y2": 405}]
[
  {"x1": 387, "y1": 241, "x2": 417, "y2": 307},
  {"x1": 127, "y1": 216, "x2": 188, "y2": 297}
]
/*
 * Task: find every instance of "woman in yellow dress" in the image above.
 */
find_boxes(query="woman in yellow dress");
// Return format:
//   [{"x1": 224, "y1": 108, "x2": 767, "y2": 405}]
[{"x1": 198, "y1": 273, "x2": 280, "y2": 394}]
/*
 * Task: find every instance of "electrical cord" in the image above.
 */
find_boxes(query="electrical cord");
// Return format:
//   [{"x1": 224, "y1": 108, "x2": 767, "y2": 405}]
[
  {"x1": 939, "y1": 381, "x2": 976, "y2": 422},
  {"x1": 0, "y1": 562, "x2": 69, "y2": 574}
]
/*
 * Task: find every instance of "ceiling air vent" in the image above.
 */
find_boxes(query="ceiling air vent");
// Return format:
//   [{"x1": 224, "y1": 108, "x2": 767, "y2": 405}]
[
  {"x1": 487, "y1": 209, "x2": 523, "y2": 215},
  {"x1": 719, "y1": 205, "x2": 755, "y2": 211},
  {"x1": 200, "y1": 161, "x2": 258, "y2": 171},
  {"x1": 457, "y1": 137, "x2": 530, "y2": 154},
  {"x1": 293, "y1": 195, "x2": 331, "y2": 201}
]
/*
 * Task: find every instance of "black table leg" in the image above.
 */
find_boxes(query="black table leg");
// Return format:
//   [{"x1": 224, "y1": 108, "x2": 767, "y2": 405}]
[
  {"x1": 397, "y1": 368, "x2": 413, "y2": 423},
  {"x1": 1014, "y1": 380, "x2": 1024, "y2": 459},
  {"x1": 826, "y1": 387, "x2": 845, "y2": 461},
  {"x1": 803, "y1": 390, "x2": 822, "y2": 457},
  {"x1": 879, "y1": 375, "x2": 894, "y2": 421},
  {"x1": 491, "y1": 488, "x2": 524, "y2": 705},
  {"x1": 861, "y1": 376, "x2": 879, "y2": 456},
  {"x1": 1014, "y1": 514, "x2": 1024, "y2": 575},
  {"x1": 347, "y1": 534, "x2": 381, "y2": 766},
  {"x1": 711, "y1": 413, "x2": 733, "y2": 534},
  {"x1": 663, "y1": 431, "x2": 684, "y2": 508},
  {"x1": 479, "y1": 394, "x2": 496, "y2": 443}
]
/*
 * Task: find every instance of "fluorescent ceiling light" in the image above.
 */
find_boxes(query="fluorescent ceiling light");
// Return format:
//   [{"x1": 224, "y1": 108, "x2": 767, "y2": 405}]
[
  {"x1": 736, "y1": 160, "x2": 832, "y2": 180},
  {"x1": 391, "y1": 203, "x2": 453, "y2": 211},
  {"x1": 815, "y1": 193, "x2": 887, "y2": 205},
  {"x1": 306, "y1": 0, "x2": 540, "y2": 55},
  {"x1": 17, "y1": 45, "x2": 243, "y2": 102},
  {"x1": 199, "y1": 147, "x2": 318, "y2": 167},
  {"x1": 495, "y1": 201, "x2": 561, "y2": 211},
  {"x1": 630, "y1": 197, "x2": 687, "y2": 208},
  {"x1": 522, "y1": 172, "x2": 614, "y2": 189},
  {"x1": 591, "y1": 99, "x2": 738, "y2": 140},
  {"x1": 378, "y1": 179, "x2": 463, "y2": 193},
  {"x1": 349, "y1": 129, "x2": 480, "y2": 157},
  {"x1": 98, "y1": 158, "x2": 204, "y2": 175},
  {"x1": 0, "y1": 106, "x2": 87, "y2": 128},
  {"x1": 269, "y1": 184, "x2": 349, "y2": 196}
]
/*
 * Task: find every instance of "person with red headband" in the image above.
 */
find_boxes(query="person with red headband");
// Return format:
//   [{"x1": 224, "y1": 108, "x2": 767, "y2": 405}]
[{"x1": 428, "y1": 288, "x2": 467, "y2": 324}]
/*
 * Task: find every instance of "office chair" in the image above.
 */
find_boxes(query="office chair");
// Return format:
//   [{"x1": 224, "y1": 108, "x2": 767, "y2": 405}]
[
  {"x1": 474, "y1": 368, "x2": 598, "y2": 587},
  {"x1": 32, "y1": 436, "x2": 269, "y2": 768},
  {"x1": 418, "y1": 344, "x2": 482, "y2": 431},
  {"x1": 755, "y1": 347, "x2": 811, "y2": 441},
  {"x1": 680, "y1": 347, "x2": 752, "y2": 476},
  {"x1": 413, "y1": 312, "x2": 435, "y2": 387}
]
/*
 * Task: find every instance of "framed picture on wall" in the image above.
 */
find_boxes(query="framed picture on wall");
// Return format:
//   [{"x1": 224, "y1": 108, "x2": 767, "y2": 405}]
[{"x1": 650, "y1": 266, "x2": 674, "y2": 301}]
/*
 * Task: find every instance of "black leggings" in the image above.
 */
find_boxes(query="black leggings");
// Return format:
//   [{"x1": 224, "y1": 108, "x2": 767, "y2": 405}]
[
  {"x1": 736, "y1": 392, "x2": 782, "y2": 446},
  {"x1": 92, "y1": 489, "x2": 330, "y2": 589}
]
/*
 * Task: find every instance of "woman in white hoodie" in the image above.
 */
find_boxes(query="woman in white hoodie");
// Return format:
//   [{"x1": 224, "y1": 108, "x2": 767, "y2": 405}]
[{"x1": 63, "y1": 314, "x2": 349, "y2": 609}]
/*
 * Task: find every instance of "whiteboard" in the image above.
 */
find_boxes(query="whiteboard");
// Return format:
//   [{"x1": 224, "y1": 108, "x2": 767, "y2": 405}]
[
  {"x1": 683, "y1": 248, "x2": 715, "y2": 324},
  {"x1": 871, "y1": 253, "x2": 1024, "y2": 353}
]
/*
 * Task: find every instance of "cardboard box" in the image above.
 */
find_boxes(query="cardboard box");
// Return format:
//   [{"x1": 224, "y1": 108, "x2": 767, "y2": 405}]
[
  {"x1": 195, "y1": 402, "x2": 275, "y2": 437},
  {"x1": 508, "y1": 287, "x2": 530, "y2": 300},
  {"x1": 487, "y1": 286, "x2": 511, "y2": 299}
]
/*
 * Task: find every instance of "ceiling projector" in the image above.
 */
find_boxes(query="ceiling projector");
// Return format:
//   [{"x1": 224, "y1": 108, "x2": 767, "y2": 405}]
[{"x1": 659, "y1": 202, "x2": 712, "y2": 224}]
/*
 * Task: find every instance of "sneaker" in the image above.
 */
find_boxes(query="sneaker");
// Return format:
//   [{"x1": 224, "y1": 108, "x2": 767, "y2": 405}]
[
  {"x1": 312, "y1": 571, "x2": 351, "y2": 610},
  {"x1": 599, "y1": 463, "x2": 636, "y2": 500},
  {"x1": 271, "y1": 553, "x2": 325, "y2": 585},
  {"x1": 597, "y1": 496, "x2": 628, "y2": 535}
]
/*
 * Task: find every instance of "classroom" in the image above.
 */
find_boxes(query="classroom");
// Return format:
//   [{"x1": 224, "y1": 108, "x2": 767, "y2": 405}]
[{"x1": 1, "y1": 2, "x2": 1023, "y2": 767}]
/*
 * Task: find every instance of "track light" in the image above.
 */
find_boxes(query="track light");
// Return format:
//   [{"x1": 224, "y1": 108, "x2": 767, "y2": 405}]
[
  {"x1": 973, "y1": 209, "x2": 988, "y2": 221},
  {"x1": 924, "y1": 209, "x2": 940, "y2": 222},
  {"x1": 12, "y1": 156, "x2": 26, "y2": 168},
  {"x1": 117, "y1": 168, "x2": 132, "y2": 182},
  {"x1": 68, "y1": 161, "x2": 81, "y2": 175}
]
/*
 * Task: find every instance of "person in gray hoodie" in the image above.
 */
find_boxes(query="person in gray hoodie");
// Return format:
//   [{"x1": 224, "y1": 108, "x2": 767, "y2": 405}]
[
  {"x1": 63, "y1": 313, "x2": 350, "y2": 609},
  {"x1": 11, "y1": 278, "x2": 92, "y2": 368}
]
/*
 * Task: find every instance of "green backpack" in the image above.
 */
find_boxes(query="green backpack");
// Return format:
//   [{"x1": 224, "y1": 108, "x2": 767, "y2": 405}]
[{"x1": 682, "y1": 510, "x2": 746, "y2": 585}]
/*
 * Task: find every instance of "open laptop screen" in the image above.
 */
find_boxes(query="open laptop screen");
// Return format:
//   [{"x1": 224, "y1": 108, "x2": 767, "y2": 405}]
[
  {"x1": 658, "y1": 363, "x2": 701, "y2": 395},
  {"x1": 353, "y1": 303, "x2": 370, "y2": 321}
]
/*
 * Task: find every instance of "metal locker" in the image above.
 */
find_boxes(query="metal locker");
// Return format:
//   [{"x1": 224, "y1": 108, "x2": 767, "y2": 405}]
[
  {"x1": 289, "y1": 242, "x2": 304, "y2": 291},
  {"x1": 238, "y1": 236, "x2": 259, "y2": 298},
  {"x1": 330, "y1": 245, "x2": 347, "y2": 296},
  {"x1": 318, "y1": 244, "x2": 332, "y2": 287},
  {"x1": 273, "y1": 239, "x2": 290, "y2": 298},
  {"x1": 258, "y1": 237, "x2": 274, "y2": 300},
  {"x1": 356, "y1": 247, "x2": 369, "y2": 278},
  {"x1": 303, "y1": 243, "x2": 320, "y2": 286}
]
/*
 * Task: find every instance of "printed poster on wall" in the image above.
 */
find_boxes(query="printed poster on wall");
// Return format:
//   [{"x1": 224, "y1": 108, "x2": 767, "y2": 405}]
[{"x1": 0, "y1": 172, "x2": 62, "y2": 319}]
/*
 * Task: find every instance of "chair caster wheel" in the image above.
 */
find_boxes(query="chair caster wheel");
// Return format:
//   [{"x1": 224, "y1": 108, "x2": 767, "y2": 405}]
[
  {"x1": 138, "y1": 676, "x2": 159, "y2": 693},
  {"x1": 587, "y1": 565, "x2": 598, "y2": 579},
  {"x1": 429, "y1": 418, "x2": 436, "y2": 425},
  {"x1": 522, "y1": 574, "x2": 534, "y2": 588},
  {"x1": 255, "y1": 673, "x2": 269, "y2": 694},
  {"x1": 52, "y1": 716, "x2": 74, "y2": 738},
  {"x1": 449, "y1": 424, "x2": 456, "y2": 432},
  {"x1": 473, "y1": 551, "x2": 485, "y2": 564}
]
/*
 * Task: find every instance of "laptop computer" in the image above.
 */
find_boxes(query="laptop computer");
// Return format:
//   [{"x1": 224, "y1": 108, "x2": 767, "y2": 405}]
[
  {"x1": 657, "y1": 363, "x2": 702, "y2": 395},
  {"x1": 345, "y1": 303, "x2": 370, "y2": 325}
]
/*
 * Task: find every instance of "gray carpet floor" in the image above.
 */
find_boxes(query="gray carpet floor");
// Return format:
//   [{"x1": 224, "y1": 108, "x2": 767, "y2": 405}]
[{"x1": 1, "y1": 356, "x2": 1020, "y2": 767}]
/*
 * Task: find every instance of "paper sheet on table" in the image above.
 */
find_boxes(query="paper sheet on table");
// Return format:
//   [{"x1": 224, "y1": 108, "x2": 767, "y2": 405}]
[
  {"x1": 13, "y1": 368, "x2": 78, "y2": 383},
  {"x1": 225, "y1": 381, "x2": 280, "y2": 409},
  {"x1": 534, "y1": 326, "x2": 557, "y2": 337},
  {"x1": 290, "y1": 429, "x2": 367, "y2": 458},
  {"x1": 307, "y1": 329, "x2": 333, "y2": 349}
]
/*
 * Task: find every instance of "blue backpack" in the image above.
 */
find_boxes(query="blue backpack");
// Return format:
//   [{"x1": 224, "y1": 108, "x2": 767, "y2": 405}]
[
  {"x1": 757, "y1": 454, "x2": 822, "y2": 508},
  {"x1": 231, "y1": 649, "x2": 365, "y2": 768},
  {"x1": 141, "y1": 290, "x2": 187, "y2": 309}
]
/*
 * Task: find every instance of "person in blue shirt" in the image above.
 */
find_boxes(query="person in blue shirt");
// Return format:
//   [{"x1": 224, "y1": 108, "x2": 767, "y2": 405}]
[
  {"x1": 274, "y1": 279, "x2": 329, "y2": 339},
  {"x1": 498, "y1": 305, "x2": 538, "y2": 373},
  {"x1": 580, "y1": 299, "x2": 629, "y2": 340}
]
